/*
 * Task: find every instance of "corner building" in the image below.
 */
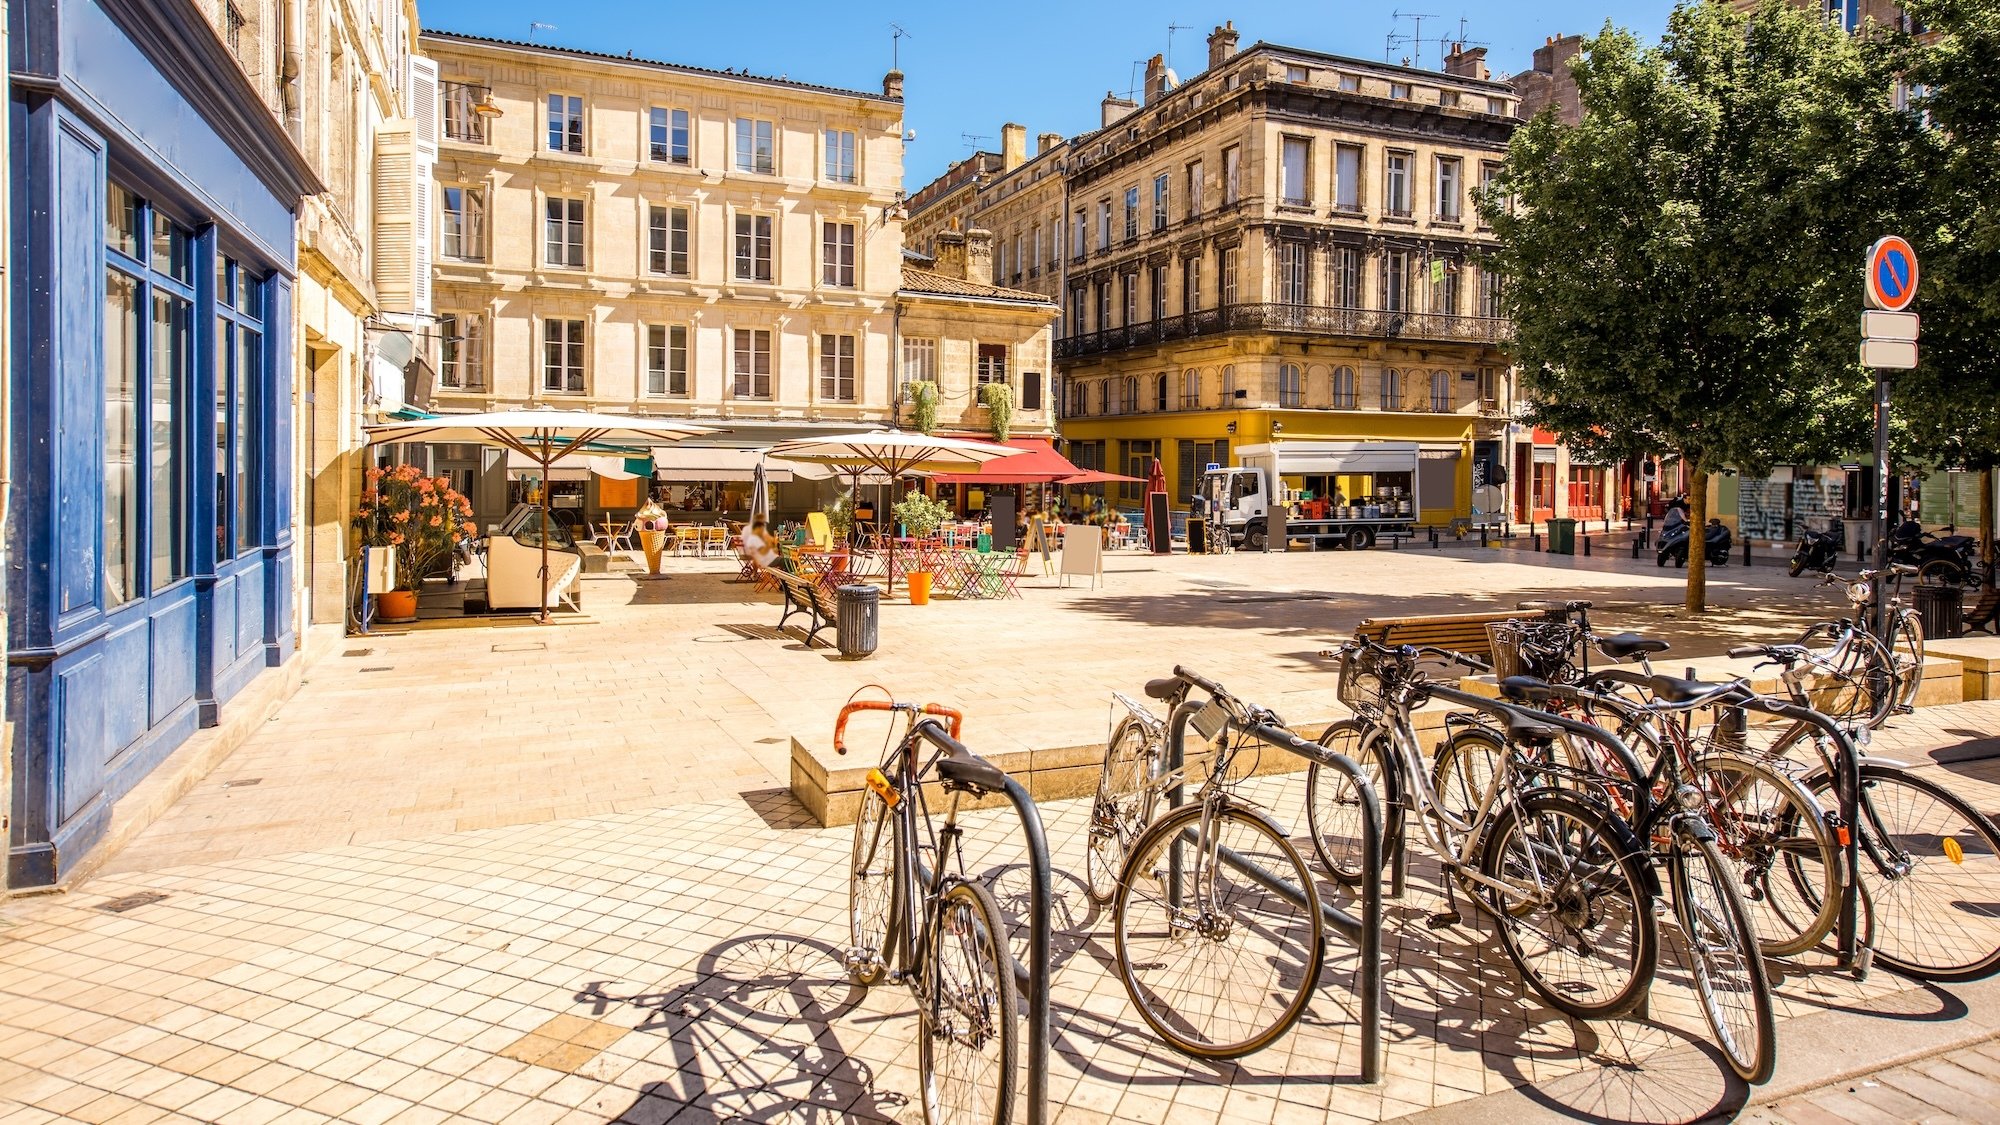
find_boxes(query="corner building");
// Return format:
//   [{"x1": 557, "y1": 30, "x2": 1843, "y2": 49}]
[{"x1": 913, "y1": 26, "x2": 1519, "y2": 520}]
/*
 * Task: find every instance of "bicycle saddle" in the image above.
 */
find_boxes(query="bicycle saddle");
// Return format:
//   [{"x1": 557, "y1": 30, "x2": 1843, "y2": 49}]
[
  {"x1": 936, "y1": 753, "x2": 1010, "y2": 794},
  {"x1": 1596, "y1": 632, "x2": 1670, "y2": 660},
  {"x1": 1646, "y1": 674, "x2": 1738, "y2": 704},
  {"x1": 1503, "y1": 710, "x2": 1563, "y2": 745},
  {"x1": 1144, "y1": 678, "x2": 1180, "y2": 701},
  {"x1": 1498, "y1": 675, "x2": 1557, "y2": 703}
]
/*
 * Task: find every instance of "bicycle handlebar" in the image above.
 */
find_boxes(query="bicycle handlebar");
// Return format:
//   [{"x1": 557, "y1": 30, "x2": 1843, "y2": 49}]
[{"x1": 833, "y1": 700, "x2": 964, "y2": 755}]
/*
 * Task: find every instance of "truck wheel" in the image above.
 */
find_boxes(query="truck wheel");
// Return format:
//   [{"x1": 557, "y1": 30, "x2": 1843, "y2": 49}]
[
  {"x1": 1349, "y1": 527, "x2": 1376, "y2": 551},
  {"x1": 1243, "y1": 522, "x2": 1267, "y2": 552}
]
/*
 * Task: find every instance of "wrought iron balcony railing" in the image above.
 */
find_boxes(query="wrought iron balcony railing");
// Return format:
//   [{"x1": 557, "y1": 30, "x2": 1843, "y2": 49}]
[{"x1": 1055, "y1": 303, "x2": 1510, "y2": 358}]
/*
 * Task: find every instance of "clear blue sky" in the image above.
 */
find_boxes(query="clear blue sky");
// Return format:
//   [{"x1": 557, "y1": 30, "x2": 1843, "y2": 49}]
[{"x1": 417, "y1": 0, "x2": 1677, "y2": 185}]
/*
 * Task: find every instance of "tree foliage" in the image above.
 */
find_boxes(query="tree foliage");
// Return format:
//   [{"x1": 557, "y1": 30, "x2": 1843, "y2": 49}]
[{"x1": 1484, "y1": 1, "x2": 1900, "y2": 609}]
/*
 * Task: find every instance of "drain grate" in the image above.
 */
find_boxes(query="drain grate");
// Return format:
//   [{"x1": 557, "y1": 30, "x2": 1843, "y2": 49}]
[
  {"x1": 222, "y1": 778, "x2": 263, "y2": 789},
  {"x1": 491, "y1": 642, "x2": 548, "y2": 653},
  {"x1": 359, "y1": 666, "x2": 394, "y2": 673},
  {"x1": 342, "y1": 647, "x2": 375, "y2": 658},
  {"x1": 97, "y1": 892, "x2": 169, "y2": 913}
]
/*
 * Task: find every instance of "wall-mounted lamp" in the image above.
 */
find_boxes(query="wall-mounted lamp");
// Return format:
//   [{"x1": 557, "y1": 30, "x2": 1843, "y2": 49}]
[
  {"x1": 1225, "y1": 421, "x2": 1236, "y2": 434},
  {"x1": 1271, "y1": 420, "x2": 1284, "y2": 434}
]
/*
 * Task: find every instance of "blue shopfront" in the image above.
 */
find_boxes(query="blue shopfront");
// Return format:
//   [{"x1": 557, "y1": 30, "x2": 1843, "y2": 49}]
[{"x1": 7, "y1": 0, "x2": 319, "y2": 886}]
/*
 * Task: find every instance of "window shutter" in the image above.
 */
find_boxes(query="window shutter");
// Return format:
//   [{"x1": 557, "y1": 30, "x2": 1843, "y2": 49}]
[{"x1": 1178, "y1": 442, "x2": 1196, "y2": 503}]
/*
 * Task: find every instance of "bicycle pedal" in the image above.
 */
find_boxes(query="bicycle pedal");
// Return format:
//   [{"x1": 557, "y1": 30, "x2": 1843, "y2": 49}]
[{"x1": 1426, "y1": 910, "x2": 1462, "y2": 929}]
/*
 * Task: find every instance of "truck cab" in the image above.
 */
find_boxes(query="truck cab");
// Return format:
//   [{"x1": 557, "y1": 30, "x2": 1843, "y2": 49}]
[{"x1": 1202, "y1": 467, "x2": 1273, "y2": 549}]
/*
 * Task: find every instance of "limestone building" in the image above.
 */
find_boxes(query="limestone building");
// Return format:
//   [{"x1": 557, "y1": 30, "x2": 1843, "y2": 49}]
[
  {"x1": 911, "y1": 24, "x2": 1522, "y2": 522},
  {"x1": 896, "y1": 230, "x2": 1059, "y2": 442},
  {"x1": 419, "y1": 31, "x2": 906, "y2": 498}
]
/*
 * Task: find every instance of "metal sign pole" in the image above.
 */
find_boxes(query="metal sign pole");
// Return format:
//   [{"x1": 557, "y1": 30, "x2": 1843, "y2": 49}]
[{"x1": 1872, "y1": 368, "x2": 1892, "y2": 637}]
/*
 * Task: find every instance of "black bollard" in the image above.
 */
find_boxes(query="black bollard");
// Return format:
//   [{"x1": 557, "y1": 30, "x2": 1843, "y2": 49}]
[
  {"x1": 1481, "y1": 525, "x2": 1490, "y2": 548},
  {"x1": 1630, "y1": 536, "x2": 1641, "y2": 559},
  {"x1": 1743, "y1": 539, "x2": 1752, "y2": 567},
  {"x1": 1533, "y1": 529, "x2": 1542, "y2": 552},
  {"x1": 1583, "y1": 534, "x2": 1591, "y2": 557}
]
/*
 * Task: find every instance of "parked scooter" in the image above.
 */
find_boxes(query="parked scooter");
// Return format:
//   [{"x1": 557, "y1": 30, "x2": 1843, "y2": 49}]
[
  {"x1": 1658, "y1": 518, "x2": 1732, "y2": 568},
  {"x1": 1788, "y1": 519, "x2": 1845, "y2": 577},
  {"x1": 1887, "y1": 518, "x2": 1979, "y2": 586}
]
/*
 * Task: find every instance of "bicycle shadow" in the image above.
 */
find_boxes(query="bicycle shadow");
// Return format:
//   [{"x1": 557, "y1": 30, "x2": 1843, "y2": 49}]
[{"x1": 579, "y1": 933, "x2": 911, "y2": 1123}]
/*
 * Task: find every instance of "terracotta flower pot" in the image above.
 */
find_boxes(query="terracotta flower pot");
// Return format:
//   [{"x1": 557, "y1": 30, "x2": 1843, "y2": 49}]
[
  {"x1": 907, "y1": 571, "x2": 934, "y2": 605},
  {"x1": 377, "y1": 589, "x2": 418, "y2": 621}
]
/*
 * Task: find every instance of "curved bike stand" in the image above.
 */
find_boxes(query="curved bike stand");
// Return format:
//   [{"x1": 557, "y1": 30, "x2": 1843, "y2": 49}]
[{"x1": 1164, "y1": 695, "x2": 1385, "y2": 1083}]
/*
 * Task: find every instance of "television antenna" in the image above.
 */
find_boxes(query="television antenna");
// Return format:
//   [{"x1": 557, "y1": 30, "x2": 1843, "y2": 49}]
[
  {"x1": 961, "y1": 132, "x2": 992, "y2": 150},
  {"x1": 1166, "y1": 22, "x2": 1194, "y2": 75},
  {"x1": 890, "y1": 23, "x2": 912, "y2": 70},
  {"x1": 1385, "y1": 10, "x2": 1438, "y2": 69},
  {"x1": 528, "y1": 21, "x2": 557, "y2": 41}
]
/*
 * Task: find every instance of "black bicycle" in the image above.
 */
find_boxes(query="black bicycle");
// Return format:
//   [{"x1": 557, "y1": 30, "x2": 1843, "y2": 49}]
[{"x1": 839, "y1": 696, "x2": 1018, "y2": 1125}]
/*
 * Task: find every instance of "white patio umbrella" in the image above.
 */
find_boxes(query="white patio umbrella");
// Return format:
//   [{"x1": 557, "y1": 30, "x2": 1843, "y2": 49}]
[
  {"x1": 364, "y1": 409, "x2": 715, "y2": 622},
  {"x1": 765, "y1": 431, "x2": 1021, "y2": 593}
]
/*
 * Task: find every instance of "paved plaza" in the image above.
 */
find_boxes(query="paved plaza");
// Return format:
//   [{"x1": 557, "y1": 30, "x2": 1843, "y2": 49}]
[{"x1": 3, "y1": 547, "x2": 1999, "y2": 1123}]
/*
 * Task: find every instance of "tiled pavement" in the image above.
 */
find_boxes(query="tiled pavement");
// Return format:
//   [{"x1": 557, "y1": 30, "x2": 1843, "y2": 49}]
[
  {"x1": 5, "y1": 549, "x2": 1997, "y2": 1123},
  {"x1": 1743, "y1": 1035, "x2": 2000, "y2": 1123}
]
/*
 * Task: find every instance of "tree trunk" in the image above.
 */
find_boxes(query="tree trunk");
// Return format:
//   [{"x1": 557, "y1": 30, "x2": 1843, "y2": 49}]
[{"x1": 1685, "y1": 452, "x2": 1708, "y2": 614}]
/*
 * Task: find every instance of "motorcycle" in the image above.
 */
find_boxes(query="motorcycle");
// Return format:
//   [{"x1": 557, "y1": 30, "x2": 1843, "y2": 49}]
[
  {"x1": 1658, "y1": 518, "x2": 1732, "y2": 568},
  {"x1": 1788, "y1": 522, "x2": 1845, "y2": 578},
  {"x1": 1887, "y1": 519, "x2": 1980, "y2": 586}
]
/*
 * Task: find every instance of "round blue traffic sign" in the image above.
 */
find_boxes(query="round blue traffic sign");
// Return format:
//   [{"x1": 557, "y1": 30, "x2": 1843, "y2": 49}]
[{"x1": 1867, "y1": 236, "x2": 1919, "y2": 311}]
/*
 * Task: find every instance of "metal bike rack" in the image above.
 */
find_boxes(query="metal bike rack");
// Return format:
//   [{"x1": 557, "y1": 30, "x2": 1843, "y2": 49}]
[{"x1": 1164, "y1": 699, "x2": 1385, "y2": 1083}]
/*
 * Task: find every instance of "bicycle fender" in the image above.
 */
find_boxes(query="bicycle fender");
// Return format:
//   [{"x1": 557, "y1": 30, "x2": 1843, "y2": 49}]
[
  {"x1": 1518, "y1": 789, "x2": 1663, "y2": 902},
  {"x1": 1676, "y1": 814, "x2": 1718, "y2": 843}
]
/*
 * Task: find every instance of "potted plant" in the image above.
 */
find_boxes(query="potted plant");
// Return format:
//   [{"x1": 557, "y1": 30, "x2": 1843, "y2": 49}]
[
  {"x1": 909, "y1": 380, "x2": 940, "y2": 435},
  {"x1": 979, "y1": 381, "x2": 1014, "y2": 442},
  {"x1": 893, "y1": 490, "x2": 953, "y2": 604},
  {"x1": 352, "y1": 464, "x2": 475, "y2": 622},
  {"x1": 823, "y1": 489, "x2": 855, "y2": 553}
]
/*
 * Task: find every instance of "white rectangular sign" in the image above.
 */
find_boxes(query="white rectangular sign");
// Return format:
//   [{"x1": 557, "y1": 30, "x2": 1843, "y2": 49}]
[
  {"x1": 1860, "y1": 338, "x2": 1918, "y2": 370},
  {"x1": 1861, "y1": 310, "x2": 1920, "y2": 342}
]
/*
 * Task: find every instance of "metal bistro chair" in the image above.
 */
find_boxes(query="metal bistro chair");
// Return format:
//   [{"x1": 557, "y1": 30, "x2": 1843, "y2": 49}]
[
  {"x1": 672, "y1": 526, "x2": 704, "y2": 557},
  {"x1": 702, "y1": 525, "x2": 729, "y2": 557}
]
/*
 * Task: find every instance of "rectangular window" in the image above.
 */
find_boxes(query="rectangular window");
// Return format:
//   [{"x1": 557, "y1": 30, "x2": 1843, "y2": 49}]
[
  {"x1": 1332, "y1": 246, "x2": 1361, "y2": 308},
  {"x1": 648, "y1": 205, "x2": 690, "y2": 276},
  {"x1": 543, "y1": 318, "x2": 585, "y2": 393},
  {"x1": 1487, "y1": 96, "x2": 1507, "y2": 116},
  {"x1": 441, "y1": 186, "x2": 486, "y2": 261},
  {"x1": 824, "y1": 128, "x2": 858, "y2": 183},
  {"x1": 734, "y1": 213, "x2": 774, "y2": 281},
  {"x1": 1023, "y1": 372, "x2": 1043, "y2": 410},
  {"x1": 1277, "y1": 242, "x2": 1309, "y2": 305},
  {"x1": 1222, "y1": 145, "x2": 1241, "y2": 205},
  {"x1": 1436, "y1": 260, "x2": 1461, "y2": 314},
  {"x1": 646, "y1": 324, "x2": 689, "y2": 396},
  {"x1": 544, "y1": 196, "x2": 584, "y2": 268},
  {"x1": 233, "y1": 317, "x2": 258, "y2": 554},
  {"x1": 105, "y1": 269, "x2": 140, "y2": 606},
  {"x1": 650, "y1": 107, "x2": 691, "y2": 164},
  {"x1": 1220, "y1": 246, "x2": 1238, "y2": 305},
  {"x1": 1389, "y1": 81, "x2": 1411, "y2": 100},
  {"x1": 1152, "y1": 173, "x2": 1170, "y2": 231},
  {"x1": 1183, "y1": 256, "x2": 1201, "y2": 313},
  {"x1": 1123, "y1": 186, "x2": 1139, "y2": 241},
  {"x1": 821, "y1": 221, "x2": 856, "y2": 287},
  {"x1": 441, "y1": 82, "x2": 490, "y2": 144},
  {"x1": 1121, "y1": 440, "x2": 1158, "y2": 502},
  {"x1": 735, "y1": 117, "x2": 776, "y2": 174},
  {"x1": 1073, "y1": 208, "x2": 1088, "y2": 257},
  {"x1": 732, "y1": 328, "x2": 773, "y2": 398},
  {"x1": 1385, "y1": 152, "x2": 1412, "y2": 216},
  {"x1": 1385, "y1": 250, "x2": 1410, "y2": 313},
  {"x1": 1186, "y1": 160, "x2": 1204, "y2": 217},
  {"x1": 1335, "y1": 144, "x2": 1362, "y2": 212},
  {"x1": 1435, "y1": 156, "x2": 1462, "y2": 220},
  {"x1": 1095, "y1": 283, "x2": 1111, "y2": 332},
  {"x1": 1097, "y1": 200, "x2": 1112, "y2": 248},
  {"x1": 977, "y1": 343, "x2": 1008, "y2": 386},
  {"x1": 1178, "y1": 439, "x2": 1229, "y2": 502},
  {"x1": 1286, "y1": 65, "x2": 1310, "y2": 83},
  {"x1": 1067, "y1": 288, "x2": 1084, "y2": 336},
  {"x1": 901, "y1": 337, "x2": 936, "y2": 391},
  {"x1": 1280, "y1": 137, "x2": 1310, "y2": 207},
  {"x1": 1479, "y1": 162, "x2": 1500, "y2": 226},
  {"x1": 547, "y1": 94, "x2": 584, "y2": 153},
  {"x1": 1279, "y1": 364, "x2": 1302, "y2": 407},
  {"x1": 150, "y1": 290, "x2": 187, "y2": 590},
  {"x1": 213, "y1": 314, "x2": 230, "y2": 559},
  {"x1": 1480, "y1": 269, "x2": 1503, "y2": 318},
  {"x1": 1828, "y1": 0, "x2": 1860, "y2": 32},
  {"x1": 820, "y1": 334, "x2": 856, "y2": 401},
  {"x1": 1338, "y1": 73, "x2": 1360, "y2": 92},
  {"x1": 440, "y1": 311, "x2": 486, "y2": 389},
  {"x1": 1151, "y1": 264, "x2": 1168, "y2": 320},
  {"x1": 1121, "y1": 273, "x2": 1137, "y2": 327}
]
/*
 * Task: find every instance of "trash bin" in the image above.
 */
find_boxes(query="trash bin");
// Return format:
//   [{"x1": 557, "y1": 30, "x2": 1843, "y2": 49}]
[
  {"x1": 1547, "y1": 518, "x2": 1578, "y2": 555},
  {"x1": 1188, "y1": 515, "x2": 1206, "y2": 554},
  {"x1": 1913, "y1": 581, "x2": 1965, "y2": 640},
  {"x1": 836, "y1": 584, "x2": 879, "y2": 658}
]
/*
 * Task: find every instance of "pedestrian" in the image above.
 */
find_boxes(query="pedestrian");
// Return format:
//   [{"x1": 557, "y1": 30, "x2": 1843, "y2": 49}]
[{"x1": 740, "y1": 517, "x2": 779, "y2": 571}]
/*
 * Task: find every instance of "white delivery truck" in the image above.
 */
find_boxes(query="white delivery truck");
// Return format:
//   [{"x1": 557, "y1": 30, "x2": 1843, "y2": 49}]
[{"x1": 1200, "y1": 442, "x2": 1422, "y2": 551}]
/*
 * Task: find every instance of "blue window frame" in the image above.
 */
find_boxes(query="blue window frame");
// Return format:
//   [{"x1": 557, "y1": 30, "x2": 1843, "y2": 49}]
[
  {"x1": 213, "y1": 254, "x2": 264, "y2": 560},
  {"x1": 104, "y1": 180, "x2": 196, "y2": 606}
]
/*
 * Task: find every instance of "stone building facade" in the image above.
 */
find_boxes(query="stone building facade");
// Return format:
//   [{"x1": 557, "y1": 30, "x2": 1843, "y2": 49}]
[
  {"x1": 1512, "y1": 35, "x2": 1585, "y2": 124},
  {"x1": 895, "y1": 230, "x2": 1058, "y2": 441}
]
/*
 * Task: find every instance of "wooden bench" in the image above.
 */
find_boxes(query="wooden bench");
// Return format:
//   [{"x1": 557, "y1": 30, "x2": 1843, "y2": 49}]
[
  {"x1": 769, "y1": 567, "x2": 839, "y2": 648},
  {"x1": 1352, "y1": 610, "x2": 1528, "y2": 664},
  {"x1": 1968, "y1": 587, "x2": 2000, "y2": 635}
]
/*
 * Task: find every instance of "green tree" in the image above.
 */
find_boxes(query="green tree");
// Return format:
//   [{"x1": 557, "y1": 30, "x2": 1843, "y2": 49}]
[{"x1": 1484, "y1": 1, "x2": 1897, "y2": 610}]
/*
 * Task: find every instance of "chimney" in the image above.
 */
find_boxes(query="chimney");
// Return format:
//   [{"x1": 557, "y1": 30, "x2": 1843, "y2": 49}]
[
  {"x1": 1532, "y1": 34, "x2": 1582, "y2": 77},
  {"x1": 1144, "y1": 53, "x2": 1168, "y2": 104},
  {"x1": 1000, "y1": 122, "x2": 1027, "y2": 171},
  {"x1": 1037, "y1": 132, "x2": 1062, "y2": 154},
  {"x1": 1101, "y1": 90, "x2": 1137, "y2": 128},
  {"x1": 1207, "y1": 21, "x2": 1239, "y2": 70},
  {"x1": 934, "y1": 230, "x2": 967, "y2": 280},
  {"x1": 965, "y1": 228, "x2": 995, "y2": 282},
  {"x1": 1442, "y1": 43, "x2": 1489, "y2": 81},
  {"x1": 883, "y1": 69, "x2": 904, "y2": 98}
]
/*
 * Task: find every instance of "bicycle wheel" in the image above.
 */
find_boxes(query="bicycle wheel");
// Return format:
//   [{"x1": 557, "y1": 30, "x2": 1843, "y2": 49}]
[
  {"x1": 1807, "y1": 765, "x2": 2000, "y2": 981},
  {"x1": 1086, "y1": 716, "x2": 1159, "y2": 905},
  {"x1": 1672, "y1": 832, "x2": 1777, "y2": 1083},
  {"x1": 1114, "y1": 800, "x2": 1325, "y2": 1058},
  {"x1": 921, "y1": 880, "x2": 1018, "y2": 1125},
  {"x1": 848, "y1": 782, "x2": 898, "y2": 986},
  {"x1": 1306, "y1": 719, "x2": 1401, "y2": 885},
  {"x1": 1887, "y1": 611, "x2": 1926, "y2": 715},
  {"x1": 1432, "y1": 726, "x2": 1506, "y2": 826},
  {"x1": 1787, "y1": 622, "x2": 1895, "y2": 731},
  {"x1": 1691, "y1": 751, "x2": 1841, "y2": 958},
  {"x1": 1479, "y1": 790, "x2": 1658, "y2": 1020},
  {"x1": 1918, "y1": 558, "x2": 1967, "y2": 588}
]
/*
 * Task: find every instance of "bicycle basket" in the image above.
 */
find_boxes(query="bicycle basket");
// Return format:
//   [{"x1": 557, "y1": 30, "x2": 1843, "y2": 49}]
[
  {"x1": 1486, "y1": 619, "x2": 1576, "y2": 683},
  {"x1": 1336, "y1": 649, "x2": 1390, "y2": 713}
]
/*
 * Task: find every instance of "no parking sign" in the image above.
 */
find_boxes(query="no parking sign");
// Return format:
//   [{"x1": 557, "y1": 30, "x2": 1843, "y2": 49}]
[{"x1": 1865, "y1": 236, "x2": 1918, "y2": 312}]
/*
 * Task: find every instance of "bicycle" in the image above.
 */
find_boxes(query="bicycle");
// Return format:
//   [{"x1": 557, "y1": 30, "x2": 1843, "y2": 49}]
[
  {"x1": 1308, "y1": 637, "x2": 1662, "y2": 1023},
  {"x1": 1104, "y1": 667, "x2": 1331, "y2": 1059},
  {"x1": 1792, "y1": 564, "x2": 1926, "y2": 718},
  {"x1": 838, "y1": 697, "x2": 1018, "y2": 1125},
  {"x1": 1082, "y1": 682, "x2": 1184, "y2": 907}
]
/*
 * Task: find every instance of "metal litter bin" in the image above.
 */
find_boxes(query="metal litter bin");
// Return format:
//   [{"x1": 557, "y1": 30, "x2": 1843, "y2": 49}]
[
  {"x1": 836, "y1": 584, "x2": 879, "y2": 658},
  {"x1": 1547, "y1": 518, "x2": 1578, "y2": 555},
  {"x1": 1913, "y1": 581, "x2": 1965, "y2": 640},
  {"x1": 1188, "y1": 515, "x2": 1206, "y2": 554}
]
